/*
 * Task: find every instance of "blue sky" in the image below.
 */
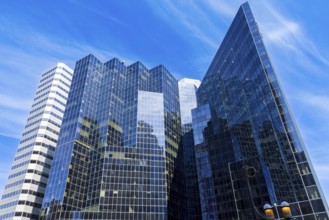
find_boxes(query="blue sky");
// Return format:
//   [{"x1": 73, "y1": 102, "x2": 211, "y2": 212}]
[{"x1": 0, "y1": 0, "x2": 329, "y2": 203}]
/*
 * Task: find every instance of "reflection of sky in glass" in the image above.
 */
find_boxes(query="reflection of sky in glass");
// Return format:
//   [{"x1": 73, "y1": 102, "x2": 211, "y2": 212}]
[
  {"x1": 137, "y1": 91, "x2": 165, "y2": 148},
  {"x1": 178, "y1": 78, "x2": 200, "y2": 125},
  {"x1": 192, "y1": 104, "x2": 211, "y2": 145}
]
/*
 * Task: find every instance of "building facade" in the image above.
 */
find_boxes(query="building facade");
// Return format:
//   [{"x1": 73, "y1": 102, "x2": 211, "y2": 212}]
[
  {"x1": 178, "y1": 78, "x2": 202, "y2": 219},
  {"x1": 0, "y1": 63, "x2": 73, "y2": 220},
  {"x1": 39, "y1": 55, "x2": 189, "y2": 220},
  {"x1": 192, "y1": 2, "x2": 329, "y2": 220},
  {"x1": 2, "y1": 2, "x2": 329, "y2": 220}
]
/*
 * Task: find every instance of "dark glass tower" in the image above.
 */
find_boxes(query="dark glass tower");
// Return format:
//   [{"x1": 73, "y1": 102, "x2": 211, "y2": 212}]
[
  {"x1": 192, "y1": 2, "x2": 329, "y2": 220},
  {"x1": 178, "y1": 78, "x2": 202, "y2": 220},
  {"x1": 39, "y1": 55, "x2": 185, "y2": 219}
]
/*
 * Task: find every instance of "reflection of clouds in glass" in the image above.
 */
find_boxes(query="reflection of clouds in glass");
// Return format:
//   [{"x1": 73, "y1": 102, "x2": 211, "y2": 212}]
[
  {"x1": 192, "y1": 104, "x2": 212, "y2": 145},
  {"x1": 138, "y1": 91, "x2": 164, "y2": 116},
  {"x1": 137, "y1": 91, "x2": 165, "y2": 147},
  {"x1": 178, "y1": 78, "x2": 201, "y2": 125}
]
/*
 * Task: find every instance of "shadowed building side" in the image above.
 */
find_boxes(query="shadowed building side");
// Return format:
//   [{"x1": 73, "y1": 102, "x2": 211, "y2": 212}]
[
  {"x1": 178, "y1": 78, "x2": 202, "y2": 220},
  {"x1": 192, "y1": 2, "x2": 329, "y2": 220}
]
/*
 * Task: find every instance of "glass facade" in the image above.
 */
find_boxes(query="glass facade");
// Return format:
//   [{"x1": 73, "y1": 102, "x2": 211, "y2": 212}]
[
  {"x1": 192, "y1": 2, "x2": 329, "y2": 220},
  {"x1": 178, "y1": 78, "x2": 202, "y2": 219},
  {"x1": 40, "y1": 55, "x2": 187, "y2": 219}
]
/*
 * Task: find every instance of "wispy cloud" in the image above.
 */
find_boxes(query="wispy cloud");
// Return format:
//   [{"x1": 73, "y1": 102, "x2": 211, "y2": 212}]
[
  {"x1": 289, "y1": 91, "x2": 329, "y2": 201},
  {"x1": 266, "y1": 20, "x2": 301, "y2": 54},
  {"x1": 0, "y1": 15, "x2": 140, "y2": 139},
  {"x1": 254, "y1": 1, "x2": 329, "y2": 70},
  {"x1": 0, "y1": 94, "x2": 31, "y2": 111},
  {"x1": 244, "y1": 1, "x2": 329, "y2": 201},
  {"x1": 289, "y1": 91, "x2": 329, "y2": 140},
  {"x1": 297, "y1": 92, "x2": 329, "y2": 113},
  {"x1": 69, "y1": 0, "x2": 126, "y2": 26},
  {"x1": 204, "y1": 0, "x2": 237, "y2": 19},
  {"x1": 258, "y1": 4, "x2": 302, "y2": 54},
  {"x1": 0, "y1": 0, "x2": 328, "y2": 202},
  {"x1": 0, "y1": 109, "x2": 28, "y2": 138},
  {"x1": 144, "y1": 0, "x2": 222, "y2": 49}
]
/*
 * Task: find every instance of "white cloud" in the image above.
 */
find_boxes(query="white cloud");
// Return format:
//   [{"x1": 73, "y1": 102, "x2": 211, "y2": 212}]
[
  {"x1": 295, "y1": 92, "x2": 329, "y2": 114},
  {"x1": 265, "y1": 20, "x2": 301, "y2": 54},
  {"x1": 0, "y1": 92, "x2": 32, "y2": 138},
  {"x1": 303, "y1": 94, "x2": 329, "y2": 112},
  {"x1": 204, "y1": 0, "x2": 237, "y2": 18},
  {"x1": 144, "y1": 0, "x2": 222, "y2": 49},
  {"x1": 0, "y1": 110, "x2": 27, "y2": 138},
  {"x1": 0, "y1": 94, "x2": 31, "y2": 111},
  {"x1": 289, "y1": 91, "x2": 329, "y2": 201},
  {"x1": 0, "y1": 15, "x2": 144, "y2": 139},
  {"x1": 253, "y1": 1, "x2": 329, "y2": 69},
  {"x1": 70, "y1": 0, "x2": 125, "y2": 26},
  {"x1": 0, "y1": 0, "x2": 328, "y2": 202}
]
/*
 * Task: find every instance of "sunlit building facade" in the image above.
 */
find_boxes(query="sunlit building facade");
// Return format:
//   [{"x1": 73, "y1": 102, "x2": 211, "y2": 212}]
[
  {"x1": 3, "y1": 2, "x2": 329, "y2": 220},
  {"x1": 192, "y1": 2, "x2": 329, "y2": 220},
  {"x1": 39, "y1": 55, "x2": 187, "y2": 220},
  {"x1": 0, "y1": 63, "x2": 73, "y2": 220}
]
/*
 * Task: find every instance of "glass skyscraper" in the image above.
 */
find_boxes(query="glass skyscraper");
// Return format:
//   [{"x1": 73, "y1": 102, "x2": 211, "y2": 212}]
[
  {"x1": 192, "y1": 2, "x2": 329, "y2": 220},
  {"x1": 39, "y1": 55, "x2": 190, "y2": 220},
  {"x1": 0, "y1": 63, "x2": 73, "y2": 220},
  {"x1": 2, "y1": 2, "x2": 328, "y2": 220},
  {"x1": 178, "y1": 78, "x2": 202, "y2": 219}
]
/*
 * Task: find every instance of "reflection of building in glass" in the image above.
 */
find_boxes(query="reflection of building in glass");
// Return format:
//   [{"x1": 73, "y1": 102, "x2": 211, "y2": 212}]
[
  {"x1": 40, "y1": 55, "x2": 188, "y2": 219},
  {"x1": 192, "y1": 2, "x2": 329, "y2": 220},
  {"x1": 5, "y1": 2, "x2": 326, "y2": 219},
  {"x1": 178, "y1": 78, "x2": 202, "y2": 219},
  {"x1": 0, "y1": 63, "x2": 73, "y2": 220}
]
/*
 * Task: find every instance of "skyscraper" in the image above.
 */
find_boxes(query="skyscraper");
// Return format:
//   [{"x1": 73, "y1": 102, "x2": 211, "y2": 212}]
[
  {"x1": 3, "y1": 2, "x2": 328, "y2": 220},
  {"x1": 40, "y1": 55, "x2": 186, "y2": 220},
  {"x1": 178, "y1": 78, "x2": 202, "y2": 219},
  {"x1": 192, "y1": 2, "x2": 329, "y2": 220},
  {"x1": 0, "y1": 63, "x2": 73, "y2": 220}
]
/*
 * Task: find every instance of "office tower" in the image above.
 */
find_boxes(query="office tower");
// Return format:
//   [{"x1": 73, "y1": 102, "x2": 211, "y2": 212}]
[
  {"x1": 0, "y1": 63, "x2": 73, "y2": 220},
  {"x1": 178, "y1": 78, "x2": 202, "y2": 219},
  {"x1": 178, "y1": 78, "x2": 201, "y2": 220},
  {"x1": 192, "y1": 2, "x2": 329, "y2": 220},
  {"x1": 40, "y1": 55, "x2": 185, "y2": 220}
]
